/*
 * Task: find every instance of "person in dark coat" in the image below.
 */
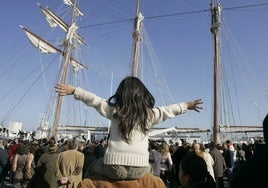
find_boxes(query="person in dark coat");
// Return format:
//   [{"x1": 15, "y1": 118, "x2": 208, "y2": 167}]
[
  {"x1": 171, "y1": 142, "x2": 192, "y2": 187},
  {"x1": 93, "y1": 139, "x2": 107, "y2": 159},
  {"x1": 0, "y1": 140, "x2": 8, "y2": 185},
  {"x1": 209, "y1": 142, "x2": 225, "y2": 188},
  {"x1": 31, "y1": 143, "x2": 58, "y2": 188},
  {"x1": 231, "y1": 113, "x2": 268, "y2": 188},
  {"x1": 82, "y1": 145, "x2": 96, "y2": 179},
  {"x1": 223, "y1": 139, "x2": 234, "y2": 187}
]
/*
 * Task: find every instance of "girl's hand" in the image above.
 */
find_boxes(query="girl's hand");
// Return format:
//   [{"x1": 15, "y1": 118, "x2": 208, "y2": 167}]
[
  {"x1": 55, "y1": 84, "x2": 76, "y2": 96},
  {"x1": 186, "y1": 99, "x2": 203, "y2": 112}
]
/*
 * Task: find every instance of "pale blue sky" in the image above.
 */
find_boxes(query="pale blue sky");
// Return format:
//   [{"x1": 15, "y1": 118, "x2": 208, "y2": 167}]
[{"x1": 0, "y1": 0, "x2": 267, "y2": 135}]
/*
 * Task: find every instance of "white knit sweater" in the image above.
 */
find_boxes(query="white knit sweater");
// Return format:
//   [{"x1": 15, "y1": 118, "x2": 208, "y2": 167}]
[{"x1": 74, "y1": 87, "x2": 187, "y2": 167}]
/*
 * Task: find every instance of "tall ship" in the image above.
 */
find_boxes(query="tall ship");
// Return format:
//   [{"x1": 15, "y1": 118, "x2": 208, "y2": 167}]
[{"x1": 0, "y1": 0, "x2": 267, "y2": 143}]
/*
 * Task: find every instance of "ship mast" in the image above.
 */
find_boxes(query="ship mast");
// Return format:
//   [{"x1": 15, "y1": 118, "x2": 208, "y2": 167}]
[
  {"x1": 52, "y1": 1, "x2": 80, "y2": 138},
  {"x1": 210, "y1": 0, "x2": 222, "y2": 144},
  {"x1": 132, "y1": 0, "x2": 144, "y2": 77}
]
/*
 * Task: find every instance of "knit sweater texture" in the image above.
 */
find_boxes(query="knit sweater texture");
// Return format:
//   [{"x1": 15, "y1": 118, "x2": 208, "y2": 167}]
[{"x1": 74, "y1": 87, "x2": 187, "y2": 167}]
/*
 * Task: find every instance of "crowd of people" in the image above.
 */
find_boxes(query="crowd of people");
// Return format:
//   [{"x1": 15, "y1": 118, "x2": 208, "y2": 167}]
[
  {"x1": 0, "y1": 119, "x2": 267, "y2": 188},
  {"x1": 0, "y1": 76, "x2": 267, "y2": 188}
]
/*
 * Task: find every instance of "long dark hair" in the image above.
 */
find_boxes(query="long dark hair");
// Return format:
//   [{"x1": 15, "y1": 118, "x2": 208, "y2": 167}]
[
  {"x1": 108, "y1": 76, "x2": 155, "y2": 143},
  {"x1": 17, "y1": 143, "x2": 30, "y2": 155}
]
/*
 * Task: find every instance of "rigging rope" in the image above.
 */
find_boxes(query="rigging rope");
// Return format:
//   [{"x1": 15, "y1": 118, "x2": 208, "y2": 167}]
[{"x1": 1, "y1": 55, "x2": 57, "y2": 124}]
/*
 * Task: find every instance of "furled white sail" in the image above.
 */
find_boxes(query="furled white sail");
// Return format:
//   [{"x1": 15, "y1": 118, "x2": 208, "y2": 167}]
[
  {"x1": 70, "y1": 57, "x2": 87, "y2": 72},
  {"x1": 133, "y1": 12, "x2": 144, "y2": 41},
  {"x1": 38, "y1": 3, "x2": 87, "y2": 46},
  {"x1": 39, "y1": 4, "x2": 68, "y2": 31},
  {"x1": 21, "y1": 25, "x2": 87, "y2": 71},
  {"x1": 66, "y1": 23, "x2": 78, "y2": 44},
  {"x1": 63, "y1": 0, "x2": 84, "y2": 16},
  {"x1": 20, "y1": 25, "x2": 61, "y2": 54}
]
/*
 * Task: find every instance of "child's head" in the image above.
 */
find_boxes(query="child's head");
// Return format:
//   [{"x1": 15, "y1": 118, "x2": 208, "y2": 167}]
[
  {"x1": 109, "y1": 76, "x2": 155, "y2": 108},
  {"x1": 108, "y1": 76, "x2": 155, "y2": 143}
]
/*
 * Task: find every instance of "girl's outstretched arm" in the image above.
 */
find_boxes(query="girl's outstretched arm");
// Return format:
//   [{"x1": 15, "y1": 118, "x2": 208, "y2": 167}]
[
  {"x1": 55, "y1": 84, "x2": 76, "y2": 96},
  {"x1": 186, "y1": 99, "x2": 203, "y2": 112}
]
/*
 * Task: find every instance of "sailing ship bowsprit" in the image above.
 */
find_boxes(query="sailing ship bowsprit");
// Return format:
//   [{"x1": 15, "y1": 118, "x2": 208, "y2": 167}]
[{"x1": 21, "y1": 0, "x2": 87, "y2": 138}]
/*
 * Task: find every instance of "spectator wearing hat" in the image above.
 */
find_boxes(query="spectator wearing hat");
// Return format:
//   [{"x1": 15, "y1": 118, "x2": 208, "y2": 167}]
[{"x1": 32, "y1": 142, "x2": 58, "y2": 188}]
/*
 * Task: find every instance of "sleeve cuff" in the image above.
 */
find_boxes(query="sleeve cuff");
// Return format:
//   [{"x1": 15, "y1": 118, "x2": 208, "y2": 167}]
[{"x1": 178, "y1": 102, "x2": 187, "y2": 114}]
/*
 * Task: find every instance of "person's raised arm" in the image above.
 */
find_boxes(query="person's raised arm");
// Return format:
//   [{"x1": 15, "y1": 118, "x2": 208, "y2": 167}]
[
  {"x1": 55, "y1": 84, "x2": 76, "y2": 96},
  {"x1": 186, "y1": 99, "x2": 203, "y2": 112}
]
